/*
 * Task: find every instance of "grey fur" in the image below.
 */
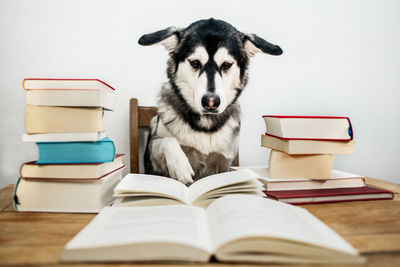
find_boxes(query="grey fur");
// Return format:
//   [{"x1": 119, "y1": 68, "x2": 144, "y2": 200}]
[{"x1": 140, "y1": 19, "x2": 282, "y2": 183}]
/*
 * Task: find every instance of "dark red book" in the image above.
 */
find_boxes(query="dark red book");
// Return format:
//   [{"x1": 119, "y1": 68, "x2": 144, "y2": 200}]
[
  {"x1": 262, "y1": 115, "x2": 353, "y2": 141},
  {"x1": 264, "y1": 186, "x2": 393, "y2": 205}
]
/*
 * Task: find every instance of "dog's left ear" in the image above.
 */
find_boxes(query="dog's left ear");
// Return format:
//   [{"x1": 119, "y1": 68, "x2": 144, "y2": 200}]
[
  {"x1": 242, "y1": 33, "x2": 283, "y2": 57},
  {"x1": 138, "y1": 27, "x2": 181, "y2": 51}
]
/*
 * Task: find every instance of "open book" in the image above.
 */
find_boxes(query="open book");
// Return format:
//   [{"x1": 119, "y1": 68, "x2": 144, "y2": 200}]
[
  {"x1": 113, "y1": 169, "x2": 264, "y2": 208},
  {"x1": 60, "y1": 195, "x2": 363, "y2": 264}
]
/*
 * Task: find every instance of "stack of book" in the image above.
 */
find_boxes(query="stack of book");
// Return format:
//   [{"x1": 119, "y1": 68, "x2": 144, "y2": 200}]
[
  {"x1": 14, "y1": 78, "x2": 125, "y2": 213},
  {"x1": 257, "y1": 115, "x2": 393, "y2": 204}
]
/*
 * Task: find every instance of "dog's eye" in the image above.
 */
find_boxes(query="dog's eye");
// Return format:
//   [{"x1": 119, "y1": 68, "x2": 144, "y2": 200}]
[
  {"x1": 189, "y1": 60, "x2": 201, "y2": 70},
  {"x1": 221, "y1": 62, "x2": 233, "y2": 71}
]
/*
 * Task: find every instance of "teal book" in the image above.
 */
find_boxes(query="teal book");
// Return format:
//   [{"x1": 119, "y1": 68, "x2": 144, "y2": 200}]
[{"x1": 36, "y1": 137, "x2": 115, "y2": 164}]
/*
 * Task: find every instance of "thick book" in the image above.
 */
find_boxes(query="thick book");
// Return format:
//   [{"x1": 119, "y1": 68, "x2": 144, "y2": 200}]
[
  {"x1": 261, "y1": 134, "x2": 355, "y2": 154},
  {"x1": 231, "y1": 166, "x2": 365, "y2": 191},
  {"x1": 23, "y1": 78, "x2": 115, "y2": 91},
  {"x1": 14, "y1": 167, "x2": 124, "y2": 213},
  {"x1": 21, "y1": 154, "x2": 124, "y2": 179},
  {"x1": 22, "y1": 132, "x2": 106, "y2": 142},
  {"x1": 113, "y1": 169, "x2": 264, "y2": 208},
  {"x1": 36, "y1": 137, "x2": 115, "y2": 164},
  {"x1": 263, "y1": 115, "x2": 353, "y2": 141},
  {"x1": 268, "y1": 150, "x2": 334, "y2": 180},
  {"x1": 25, "y1": 105, "x2": 104, "y2": 134},
  {"x1": 25, "y1": 88, "x2": 114, "y2": 111},
  {"x1": 60, "y1": 195, "x2": 363, "y2": 264},
  {"x1": 265, "y1": 186, "x2": 394, "y2": 204}
]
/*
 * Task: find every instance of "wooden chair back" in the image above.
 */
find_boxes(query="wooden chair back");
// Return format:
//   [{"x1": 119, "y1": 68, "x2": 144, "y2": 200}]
[
  {"x1": 129, "y1": 98, "x2": 238, "y2": 174},
  {"x1": 129, "y1": 98, "x2": 157, "y2": 173}
]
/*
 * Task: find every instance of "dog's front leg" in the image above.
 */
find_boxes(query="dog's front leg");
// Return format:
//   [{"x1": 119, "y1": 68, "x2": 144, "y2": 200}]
[{"x1": 151, "y1": 137, "x2": 194, "y2": 184}]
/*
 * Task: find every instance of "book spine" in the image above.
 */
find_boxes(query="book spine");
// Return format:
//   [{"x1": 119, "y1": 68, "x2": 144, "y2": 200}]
[
  {"x1": 263, "y1": 133, "x2": 352, "y2": 141},
  {"x1": 36, "y1": 139, "x2": 115, "y2": 164}
]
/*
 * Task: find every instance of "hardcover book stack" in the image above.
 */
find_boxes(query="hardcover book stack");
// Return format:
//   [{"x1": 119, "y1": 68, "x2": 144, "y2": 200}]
[
  {"x1": 14, "y1": 78, "x2": 125, "y2": 213},
  {"x1": 258, "y1": 115, "x2": 393, "y2": 204}
]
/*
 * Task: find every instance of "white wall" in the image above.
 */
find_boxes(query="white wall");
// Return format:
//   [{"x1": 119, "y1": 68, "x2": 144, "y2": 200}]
[{"x1": 1, "y1": 0, "x2": 399, "y2": 187}]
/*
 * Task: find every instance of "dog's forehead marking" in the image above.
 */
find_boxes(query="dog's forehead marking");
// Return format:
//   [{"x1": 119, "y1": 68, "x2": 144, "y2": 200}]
[
  {"x1": 214, "y1": 48, "x2": 235, "y2": 65},
  {"x1": 187, "y1": 46, "x2": 209, "y2": 64}
]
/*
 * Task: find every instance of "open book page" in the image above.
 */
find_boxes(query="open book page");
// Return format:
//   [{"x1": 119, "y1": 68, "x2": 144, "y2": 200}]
[
  {"x1": 114, "y1": 174, "x2": 189, "y2": 203},
  {"x1": 64, "y1": 206, "x2": 212, "y2": 253},
  {"x1": 187, "y1": 169, "x2": 262, "y2": 204},
  {"x1": 206, "y1": 195, "x2": 358, "y2": 256}
]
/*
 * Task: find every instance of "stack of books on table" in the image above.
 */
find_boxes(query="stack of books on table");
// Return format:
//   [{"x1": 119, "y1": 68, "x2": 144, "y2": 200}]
[
  {"x1": 14, "y1": 78, "x2": 125, "y2": 213},
  {"x1": 250, "y1": 115, "x2": 392, "y2": 204}
]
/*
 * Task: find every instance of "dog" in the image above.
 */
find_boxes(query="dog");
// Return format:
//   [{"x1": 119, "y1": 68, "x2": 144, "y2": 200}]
[{"x1": 139, "y1": 18, "x2": 282, "y2": 184}]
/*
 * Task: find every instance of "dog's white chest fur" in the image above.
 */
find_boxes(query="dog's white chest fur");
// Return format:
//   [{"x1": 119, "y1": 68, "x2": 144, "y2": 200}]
[{"x1": 154, "y1": 106, "x2": 239, "y2": 159}]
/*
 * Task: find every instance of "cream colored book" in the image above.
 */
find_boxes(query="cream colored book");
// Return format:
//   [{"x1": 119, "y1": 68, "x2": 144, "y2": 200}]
[
  {"x1": 261, "y1": 134, "x2": 355, "y2": 154},
  {"x1": 22, "y1": 132, "x2": 106, "y2": 142},
  {"x1": 60, "y1": 195, "x2": 363, "y2": 264},
  {"x1": 113, "y1": 169, "x2": 264, "y2": 208},
  {"x1": 269, "y1": 150, "x2": 334, "y2": 180},
  {"x1": 230, "y1": 166, "x2": 365, "y2": 191},
  {"x1": 25, "y1": 105, "x2": 104, "y2": 134},
  {"x1": 20, "y1": 154, "x2": 124, "y2": 179},
  {"x1": 26, "y1": 89, "x2": 114, "y2": 110},
  {"x1": 14, "y1": 167, "x2": 124, "y2": 213}
]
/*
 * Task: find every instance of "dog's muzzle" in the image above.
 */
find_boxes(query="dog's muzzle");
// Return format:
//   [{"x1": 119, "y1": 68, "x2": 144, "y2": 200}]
[{"x1": 201, "y1": 93, "x2": 220, "y2": 113}]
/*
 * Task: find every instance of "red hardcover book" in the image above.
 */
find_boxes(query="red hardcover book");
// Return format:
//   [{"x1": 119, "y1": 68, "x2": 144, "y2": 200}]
[
  {"x1": 20, "y1": 154, "x2": 125, "y2": 180},
  {"x1": 262, "y1": 115, "x2": 353, "y2": 141},
  {"x1": 23, "y1": 78, "x2": 115, "y2": 91},
  {"x1": 264, "y1": 186, "x2": 393, "y2": 205}
]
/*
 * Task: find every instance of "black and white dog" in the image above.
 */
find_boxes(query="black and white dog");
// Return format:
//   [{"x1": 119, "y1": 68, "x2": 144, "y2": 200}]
[{"x1": 139, "y1": 18, "x2": 282, "y2": 184}]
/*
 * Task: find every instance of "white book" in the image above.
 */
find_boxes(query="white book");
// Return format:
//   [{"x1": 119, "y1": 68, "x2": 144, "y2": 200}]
[
  {"x1": 22, "y1": 132, "x2": 106, "y2": 142},
  {"x1": 14, "y1": 167, "x2": 124, "y2": 213},
  {"x1": 113, "y1": 169, "x2": 264, "y2": 208},
  {"x1": 23, "y1": 78, "x2": 115, "y2": 110},
  {"x1": 231, "y1": 166, "x2": 365, "y2": 191},
  {"x1": 60, "y1": 195, "x2": 363, "y2": 264}
]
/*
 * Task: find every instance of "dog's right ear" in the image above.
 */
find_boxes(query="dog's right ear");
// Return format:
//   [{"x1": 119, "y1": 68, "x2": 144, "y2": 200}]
[{"x1": 138, "y1": 27, "x2": 181, "y2": 51}]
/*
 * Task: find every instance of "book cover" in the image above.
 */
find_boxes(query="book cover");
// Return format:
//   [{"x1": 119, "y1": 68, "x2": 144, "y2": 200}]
[
  {"x1": 22, "y1": 132, "x2": 107, "y2": 142},
  {"x1": 23, "y1": 78, "x2": 115, "y2": 91},
  {"x1": 25, "y1": 105, "x2": 104, "y2": 134},
  {"x1": 261, "y1": 134, "x2": 356, "y2": 155},
  {"x1": 262, "y1": 115, "x2": 353, "y2": 141},
  {"x1": 230, "y1": 166, "x2": 365, "y2": 191},
  {"x1": 265, "y1": 186, "x2": 394, "y2": 204},
  {"x1": 21, "y1": 154, "x2": 124, "y2": 180},
  {"x1": 14, "y1": 167, "x2": 124, "y2": 213},
  {"x1": 268, "y1": 150, "x2": 334, "y2": 180},
  {"x1": 36, "y1": 137, "x2": 115, "y2": 164}
]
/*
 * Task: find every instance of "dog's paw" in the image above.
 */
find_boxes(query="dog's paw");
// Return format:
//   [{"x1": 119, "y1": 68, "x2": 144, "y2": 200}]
[{"x1": 163, "y1": 139, "x2": 194, "y2": 185}]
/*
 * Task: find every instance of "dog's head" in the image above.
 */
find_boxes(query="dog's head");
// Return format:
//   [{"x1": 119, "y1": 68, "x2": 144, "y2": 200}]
[{"x1": 139, "y1": 18, "x2": 282, "y2": 115}]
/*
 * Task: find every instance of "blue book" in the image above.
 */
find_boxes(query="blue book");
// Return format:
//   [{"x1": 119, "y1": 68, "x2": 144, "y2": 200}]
[{"x1": 36, "y1": 137, "x2": 115, "y2": 164}]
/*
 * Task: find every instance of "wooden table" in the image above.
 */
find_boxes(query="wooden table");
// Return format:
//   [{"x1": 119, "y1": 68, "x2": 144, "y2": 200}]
[{"x1": 1, "y1": 178, "x2": 400, "y2": 267}]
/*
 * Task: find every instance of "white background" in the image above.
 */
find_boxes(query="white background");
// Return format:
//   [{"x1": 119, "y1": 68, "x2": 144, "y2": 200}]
[{"x1": 1, "y1": 0, "x2": 399, "y2": 188}]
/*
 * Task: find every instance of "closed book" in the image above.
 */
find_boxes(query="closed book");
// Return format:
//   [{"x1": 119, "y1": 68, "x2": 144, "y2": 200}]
[
  {"x1": 22, "y1": 132, "x2": 106, "y2": 142},
  {"x1": 261, "y1": 134, "x2": 355, "y2": 155},
  {"x1": 25, "y1": 105, "x2": 104, "y2": 134},
  {"x1": 21, "y1": 154, "x2": 124, "y2": 179},
  {"x1": 268, "y1": 150, "x2": 333, "y2": 180},
  {"x1": 265, "y1": 186, "x2": 394, "y2": 204},
  {"x1": 36, "y1": 137, "x2": 115, "y2": 164},
  {"x1": 263, "y1": 115, "x2": 353, "y2": 141},
  {"x1": 14, "y1": 167, "x2": 124, "y2": 213},
  {"x1": 230, "y1": 166, "x2": 365, "y2": 191},
  {"x1": 26, "y1": 89, "x2": 114, "y2": 111},
  {"x1": 23, "y1": 78, "x2": 115, "y2": 91}
]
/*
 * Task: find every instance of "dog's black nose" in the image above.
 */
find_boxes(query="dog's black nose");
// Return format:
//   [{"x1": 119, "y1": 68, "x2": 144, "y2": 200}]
[{"x1": 201, "y1": 93, "x2": 220, "y2": 111}]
